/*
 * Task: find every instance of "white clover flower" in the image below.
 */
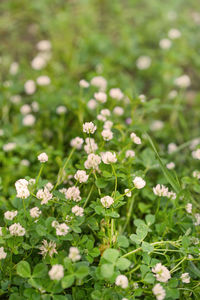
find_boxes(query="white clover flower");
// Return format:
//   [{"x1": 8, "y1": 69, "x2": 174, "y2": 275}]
[
  {"x1": 190, "y1": 138, "x2": 200, "y2": 150},
  {"x1": 31, "y1": 55, "x2": 47, "y2": 70},
  {"x1": 9, "y1": 62, "x2": 19, "y2": 75},
  {"x1": 168, "y1": 143, "x2": 177, "y2": 154},
  {"x1": 84, "y1": 137, "x2": 98, "y2": 154},
  {"x1": 31, "y1": 101, "x2": 39, "y2": 112},
  {"x1": 79, "y1": 79, "x2": 89, "y2": 88},
  {"x1": 138, "y1": 94, "x2": 146, "y2": 102},
  {"x1": 36, "y1": 187, "x2": 53, "y2": 205},
  {"x1": 152, "y1": 283, "x2": 166, "y2": 300},
  {"x1": 101, "y1": 129, "x2": 113, "y2": 141},
  {"x1": 37, "y1": 40, "x2": 51, "y2": 51},
  {"x1": 21, "y1": 159, "x2": 30, "y2": 167},
  {"x1": 68, "y1": 247, "x2": 81, "y2": 262},
  {"x1": 130, "y1": 132, "x2": 141, "y2": 145},
  {"x1": 101, "y1": 151, "x2": 117, "y2": 164},
  {"x1": 74, "y1": 170, "x2": 89, "y2": 183},
  {"x1": 24, "y1": 80, "x2": 36, "y2": 95},
  {"x1": 168, "y1": 28, "x2": 181, "y2": 39},
  {"x1": 97, "y1": 114, "x2": 106, "y2": 122},
  {"x1": 90, "y1": 76, "x2": 107, "y2": 91},
  {"x1": 36, "y1": 75, "x2": 51, "y2": 86},
  {"x1": 101, "y1": 196, "x2": 114, "y2": 208},
  {"x1": 168, "y1": 90, "x2": 178, "y2": 99},
  {"x1": 29, "y1": 178, "x2": 36, "y2": 185},
  {"x1": 193, "y1": 170, "x2": 200, "y2": 179},
  {"x1": 181, "y1": 273, "x2": 190, "y2": 283},
  {"x1": 100, "y1": 109, "x2": 111, "y2": 117},
  {"x1": 153, "y1": 184, "x2": 169, "y2": 197},
  {"x1": 56, "y1": 223, "x2": 70, "y2": 236},
  {"x1": 84, "y1": 153, "x2": 101, "y2": 170},
  {"x1": 87, "y1": 99, "x2": 97, "y2": 110},
  {"x1": 166, "y1": 162, "x2": 175, "y2": 169},
  {"x1": 194, "y1": 213, "x2": 200, "y2": 226},
  {"x1": 30, "y1": 207, "x2": 41, "y2": 218},
  {"x1": 0, "y1": 227, "x2": 3, "y2": 236},
  {"x1": 23, "y1": 114, "x2": 36, "y2": 126},
  {"x1": 15, "y1": 179, "x2": 30, "y2": 199},
  {"x1": 109, "y1": 88, "x2": 124, "y2": 100},
  {"x1": 150, "y1": 120, "x2": 164, "y2": 131},
  {"x1": 3, "y1": 142, "x2": 16, "y2": 152},
  {"x1": 136, "y1": 56, "x2": 151, "y2": 70},
  {"x1": 113, "y1": 106, "x2": 124, "y2": 116},
  {"x1": 20, "y1": 104, "x2": 31, "y2": 115},
  {"x1": 10, "y1": 95, "x2": 21, "y2": 104},
  {"x1": 72, "y1": 205, "x2": 84, "y2": 217},
  {"x1": 133, "y1": 177, "x2": 146, "y2": 189},
  {"x1": 9, "y1": 223, "x2": 26, "y2": 236},
  {"x1": 4, "y1": 211, "x2": 18, "y2": 221},
  {"x1": 115, "y1": 275, "x2": 128, "y2": 289},
  {"x1": 103, "y1": 120, "x2": 113, "y2": 130},
  {"x1": 45, "y1": 182, "x2": 54, "y2": 191},
  {"x1": 38, "y1": 152, "x2": 48, "y2": 163},
  {"x1": 125, "y1": 150, "x2": 135, "y2": 158},
  {"x1": 192, "y1": 149, "x2": 200, "y2": 160},
  {"x1": 167, "y1": 191, "x2": 176, "y2": 200},
  {"x1": 174, "y1": 75, "x2": 191, "y2": 88},
  {"x1": 0, "y1": 247, "x2": 7, "y2": 260},
  {"x1": 152, "y1": 263, "x2": 171, "y2": 282},
  {"x1": 94, "y1": 92, "x2": 107, "y2": 103},
  {"x1": 39, "y1": 240, "x2": 57, "y2": 257},
  {"x1": 83, "y1": 122, "x2": 97, "y2": 134},
  {"x1": 56, "y1": 106, "x2": 67, "y2": 114},
  {"x1": 49, "y1": 264, "x2": 64, "y2": 281},
  {"x1": 52, "y1": 220, "x2": 59, "y2": 228},
  {"x1": 70, "y1": 137, "x2": 84, "y2": 149},
  {"x1": 125, "y1": 189, "x2": 132, "y2": 197},
  {"x1": 159, "y1": 38, "x2": 172, "y2": 49},
  {"x1": 66, "y1": 186, "x2": 81, "y2": 202}
]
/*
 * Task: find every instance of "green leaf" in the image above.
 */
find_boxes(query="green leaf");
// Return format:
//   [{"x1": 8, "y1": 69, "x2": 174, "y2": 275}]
[
  {"x1": 61, "y1": 275, "x2": 75, "y2": 289},
  {"x1": 100, "y1": 264, "x2": 114, "y2": 278},
  {"x1": 105, "y1": 211, "x2": 120, "y2": 218},
  {"x1": 116, "y1": 257, "x2": 131, "y2": 271},
  {"x1": 130, "y1": 234, "x2": 141, "y2": 244},
  {"x1": 35, "y1": 224, "x2": 46, "y2": 236},
  {"x1": 143, "y1": 272, "x2": 155, "y2": 284},
  {"x1": 90, "y1": 248, "x2": 100, "y2": 257},
  {"x1": 102, "y1": 248, "x2": 119, "y2": 263},
  {"x1": 32, "y1": 263, "x2": 48, "y2": 278},
  {"x1": 141, "y1": 242, "x2": 154, "y2": 253},
  {"x1": 95, "y1": 178, "x2": 108, "y2": 188},
  {"x1": 17, "y1": 261, "x2": 31, "y2": 278},
  {"x1": 75, "y1": 266, "x2": 89, "y2": 279},
  {"x1": 145, "y1": 214, "x2": 155, "y2": 226},
  {"x1": 136, "y1": 224, "x2": 148, "y2": 241},
  {"x1": 117, "y1": 235, "x2": 129, "y2": 248}
]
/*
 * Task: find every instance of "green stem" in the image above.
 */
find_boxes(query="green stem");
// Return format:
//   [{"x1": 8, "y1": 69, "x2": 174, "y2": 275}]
[
  {"x1": 83, "y1": 185, "x2": 94, "y2": 208},
  {"x1": 122, "y1": 195, "x2": 135, "y2": 233},
  {"x1": 170, "y1": 257, "x2": 187, "y2": 273},
  {"x1": 111, "y1": 164, "x2": 117, "y2": 198},
  {"x1": 35, "y1": 164, "x2": 44, "y2": 186}
]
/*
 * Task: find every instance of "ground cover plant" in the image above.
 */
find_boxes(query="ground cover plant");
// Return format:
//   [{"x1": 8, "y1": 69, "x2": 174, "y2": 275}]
[{"x1": 0, "y1": 0, "x2": 200, "y2": 299}]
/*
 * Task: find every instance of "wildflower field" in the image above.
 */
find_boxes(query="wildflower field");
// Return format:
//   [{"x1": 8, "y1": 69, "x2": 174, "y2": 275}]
[{"x1": 0, "y1": 0, "x2": 200, "y2": 299}]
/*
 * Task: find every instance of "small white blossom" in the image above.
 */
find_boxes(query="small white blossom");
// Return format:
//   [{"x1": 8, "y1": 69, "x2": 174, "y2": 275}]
[
  {"x1": 74, "y1": 170, "x2": 89, "y2": 183},
  {"x1": 168, "y1": 143, "x2": 177, "y2": 154},
  {"x1": 56, "y1": 223, "x2": 70, "y2": 236},
  {"x1": 38, "y1": 152, "x2": 48, "y2": 163},
  {"x1": 181, "y1": 273, "x2": 190, "y2": 283},
  {"x1": 133, "y1": 177, "x2": 146, "y2": 189},
  {"x1": 139, "y1": 94, "x2": 146, "y2": 102},
  {"x1": 21, "y1": 159, "x2": 30, "y2": 167},
  {"x1": 31, "y1": 55, "x2": 47, "y2": 70},
  {"x1": 125, "y1": 189, "x2": 132, "y2": 197},
  {"x1": 193, "y1": 170, "x2": 200, "y2": 179},
  {"x1": 83, "y1": 122, "x2": 97, "y2": 134},
  {"x1": 56, "y1": 106, "x2": 67, "y2": 114},
  {"x1": 79, "y1": 79, "x2": 89, "y2": 88},
  {"x1": 9, "y1": 223, "x2": 26, "y2": 236},
  {"x1": 68, "y1": 247, "x2": 81, "y2": 262},
  {"x1": 37, "y1": 40, "x2": 51, "y2": 51},
  {"x1": 168, "y1": 90, "x2": 178, "y2": 99},
  {"x1": 10, "y1": 95, "x2": 21, "y2": 104},
  {"x1": 101, "y1": 151, "x2": 117, "y2": 164},
  {"x1": 36, "y1": 187, "x2": 53, "y2": 205},
  {"x1": 49, "y1": 264, "x2": 64, "y2": 281},
  {"x1": 194, "y1": 213, "x2": 200, "y2": 226},
  {"x1": 84, "y1": 137, "x2": 98, "y2": 154},
  {"x1": 0, "y1": 247, "x2": 7, "y2": 260},
  {"x1": 3, "y1": 142, "x2": 16, "y2": 152},
  {"x1": 36, "y1": 75, "x2": 51, "y2": 86},
  {"x1": 90, "y1": 76, "x2": 107, "y2": 91},
  {"x1": 101, "y1": 129, "x2": 113, "y2": 141},
  {"x1": 150, "y1": 120, "x2": 164, "y2": 131},
  {"x1": 103, "y1": 120, "x2": 113, "y2": 129},
  {"x1": 174, "y1": 75, "x2": 191, "y2": 88},
  {"x1": 192, "y1": 149, "x2": 200, "y2": 160},
  {"x1": 45, "y1": 182, "x2": 54, "y2": 191},
  {"x1": 24, "y1": 80, "x2": 36, "y2": 95},
  {"x1": 136, "y1": 56, "x2": 151, "y2": 70},
  {"x1": 152, "y1": 263, "x2": 171, "y2": 282},
  {"x1": 109, "y1": 88, "x2": 124, "y2": 100},
  {"x1": 9, "y1": 62, "x2": 19, "y2": 75},
  {"x1": 115, "y1": 275, "x2": 128, "y2": 289},
  {"x1": 70, "y1": 137, "x2": 84, "y2": 149},
  {"x1": 23, "y1": 114, "x2": 35, "y2": 126},
  {"x1": 130, "y1": 132, "x2": 141, "y2": 145},
  {"x1": 159, "y1": 38, "x2": 172, "y2": 49},
  {"x1": 87, "y1": 99, "x2": 97, "y2": 110},
  {"x1": 168, "y1": 28, "x2": 181, "y2": 39},
  {"x1": 113, "y1": 106, "x2": 124, "y2": 116},
  {"x1": 94, "y1": 92, "x2": 107, "y2": 103},
  {"x1": 152, "y1": 283, "x2": 166, "y2": 300},
  {"x1": 20, "y1": 104, "x2": 31, "y2": 115},
  {"x1": 66, "y1": 186, "x2": 81, "y2": 202},
  {"x1": 101, "y1": 196, "x2": 114, "y2": 208},
  {"x1": 84, "y1": 153, "x2": 101, "y2": 170},
  {"x1": 97, "y1": 114, "x2": 106, "y2": 122},
  {"x1": 4, "y1": 211, "x2": 18, "y2": 221},
  {"x1": 153, "y1": 184, "x2": 169, "y2": 197},
  {"x1": 15, "y1": 179, "x2": 30, "y2": 199},
  {"x1": 39, "y1": 240, "x2": 57, "y2": 257},
  {"x1": 125, "y1": 150, "x2": 135, "y2": 158},
  {"x1": 166, "y1": 162, "x2": 175, "y2": 169},
  {"x1": 72, "y1": 205, "x2": 84, "y2": 217},
  {"x1": 100, "y1": 109, "x2": 111, "y2": 117},
  {"x1": 30, "y1": 207, "x2": 41, "y2": 218}
]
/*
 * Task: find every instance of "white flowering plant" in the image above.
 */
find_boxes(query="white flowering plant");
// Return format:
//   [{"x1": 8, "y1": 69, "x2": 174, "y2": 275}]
[{"x1": 0, "y1": 1, "x2": 200, "y2": 300}]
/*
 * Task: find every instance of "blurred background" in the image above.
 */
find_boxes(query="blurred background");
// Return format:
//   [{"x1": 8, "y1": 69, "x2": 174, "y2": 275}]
[{"x1": 0, "y1": 0, "x2": 200, "y2": 198}]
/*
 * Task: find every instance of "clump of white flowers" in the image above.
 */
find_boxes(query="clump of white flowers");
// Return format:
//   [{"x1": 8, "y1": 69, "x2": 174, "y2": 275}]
[
  {"x1": 133, "y1": 177, "x2": 146, "y2": 189},
  {"x1": 152, "y1": 263, "x2": 171, "y2": 282},
  {"x1": 115, "y1": 275, "x2": 129, "y2": 289},
  {"x1": 9, "y1": 223, "x2": 26, "y2": 236},
  {"x1": 125, "y1": 150, "x2": 135, "y2": 158},
  {"x1": 84, "y1": 153, "x2": 101, "y2": 170},
  {"x1": 30, "y1": 207, "x2": 42, "y2": 218},
  {"x1": 38, "y1": 152, "x2": 48, "y2": 163},
  {"x1": 130, "y1": 132, "x2": 141, "y2": 144},
  {"x1": 101, "y1": 196, "x2": 114, "y2": 208},
  {"x1": 36, "y1": 187, "x2": 53, "y2": 205},
  {"x1": 72, "y1": 205, "x2": 84, "y2": 217},
  {"x1": 94, "y1": 92, "x2": 107, "y2": 103},
  {"x1": 4, "y1": 211, "x2": 18, "y2": 220},
  {"x1": 159, "y1": 38, "x2": 172, "y2": 50},
  {"x1": 56, "y1": 223, "x2": 70, "y2": 236},
  {"x1": 168, "y1": 28, "x2": 181, "y2": 39},
  {"x1": 90, "y1": 76, "x2": 107, "y2": 91},
  {"x1": 109, "y1": 88, "x2": 124, "y2": 100},
  {"x1": 66, "y1": 186, "x2": 81, "y2": 202},
  {"x1": 83, "y1": 122, "x2": 97, "y2": 134},
  {"x1": 24, "y1": 80, "x2": 36, "y2": 95},
  {"x1": 84, "y1": 138, "x2": 98, "y2": 154},
  {"x1": 0, "y1": 247, "x2": 7, "y2": 260},
  {"x1": 124, "y1": 189, "x2": 132, "y2": 197},
  {"x1": 185, "y1": 203, "x2": 192, "y2": 214},
  {"x1": 101, "y1": 151, "x2": 117, "y2": 164},
  {"x1": 101, "y1": 129, "x2": 113, "y2": 141},
  {"x1": 49, "y1": 264, "x2": 64, "y2": 281},
  {"x1": 74, "y1": 170, "x2": 89, "y2": 183},
  {"x1": 136, "y1": 55, "x2": 151, "y2": 70},
  {"x1": 192, "y1": 149, "x2": 200, "y2": 160},
  {"x1": 152, "y1": 283, "x2": 166, "y2": 300},
  {"x1": 39, "y1": 240, "x2": 57, "y2": 257},
  {"x1": 174, "y1": 75, "x2": 191, "y2": 88},
  {"x1": 70, "y1": 137, "x2": 84, "y2": 149},
  {"x1": 153, "y1": 184, "x2": 176, "y2": 200},
  {"x1": 15, "y1": 179, "x2": 30, "y2": 199},
  {"x1": 181, "y1": 272, "x2": 190, "y2": 283},
  {"x1": 79, "y1": 79, "x2": 89, "y2": 88},
  {"x1": 68, "y1": 247, "x2": 81, "y2": 262}
]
